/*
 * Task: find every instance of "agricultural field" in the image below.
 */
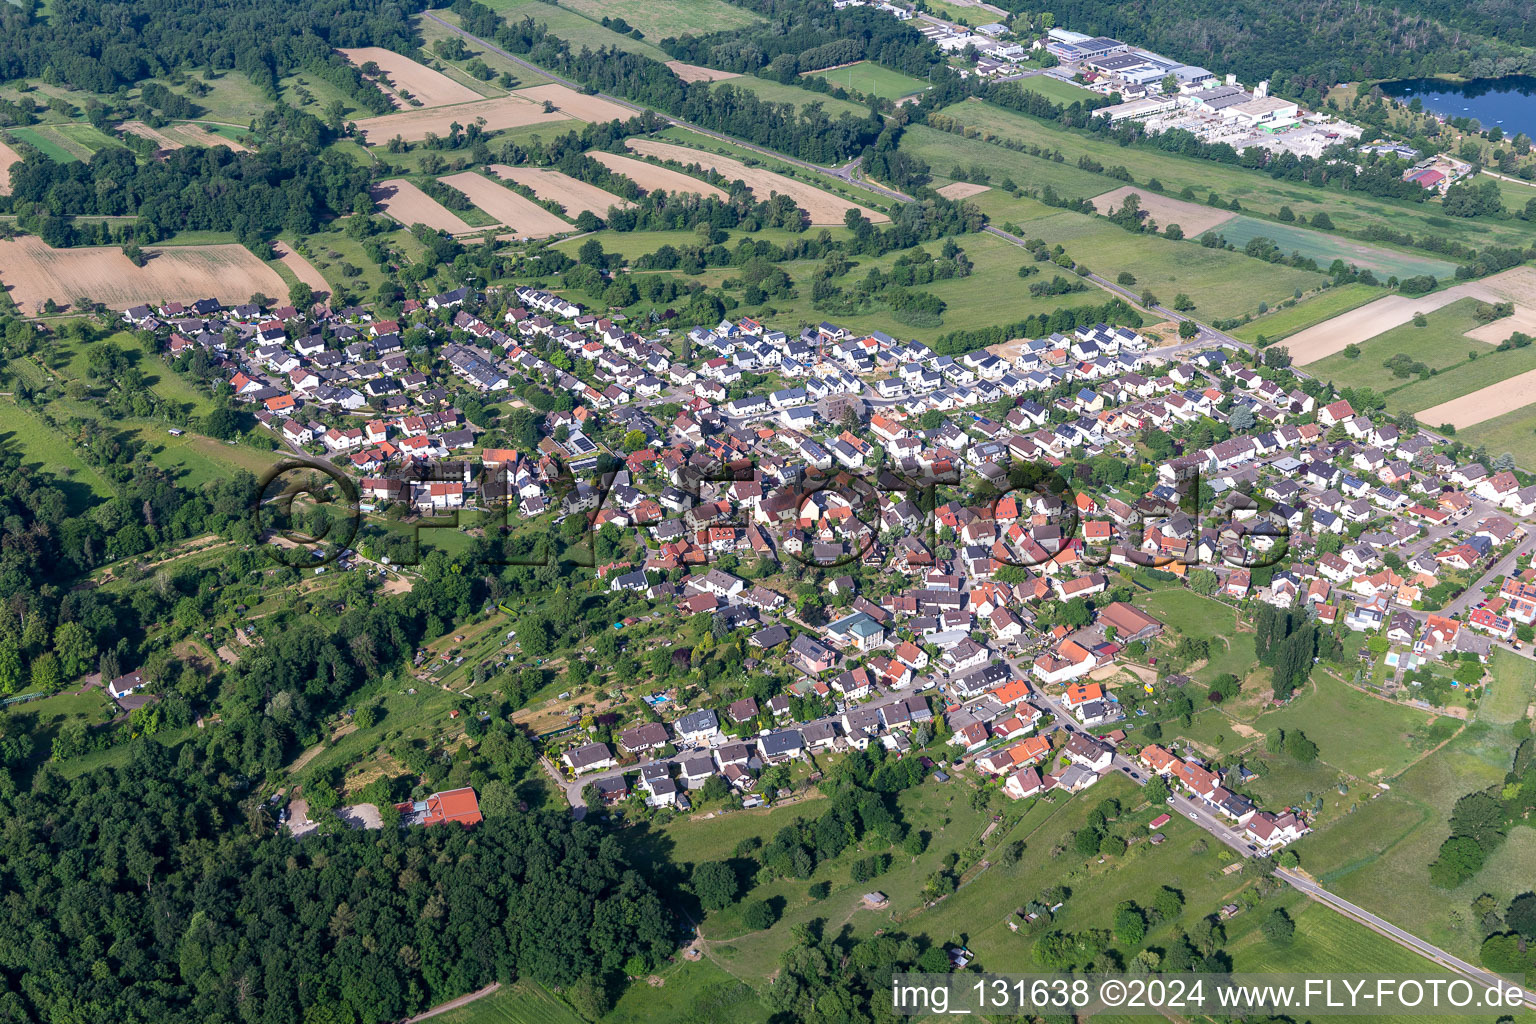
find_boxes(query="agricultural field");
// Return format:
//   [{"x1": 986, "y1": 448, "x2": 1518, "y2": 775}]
[
  {"x1": 623, "y1": 137, "x2": 889, "y2": 224},
  {"x1": 450, "y1": 0, "x2": 674, "y2": 60},
  {"x1": 664, "y1": 61, "x2": 739, "y2": 84},
  {"x1": 0, "y1": 139, "x2": 19, "y2": 194},
  {"x1": 703, "y1": 73, "x2": 872, "y2": 120},
  {"x1": 934, "y1": 96, "x2": 1536, "y2": 254},
  {"x1": 371, "y1": 179, "x2": 478, "y2": 235},
  {"x1": 429, "y1": 982, "x2": 588, "y2": 1024},
  {"x1": 488, "y1": 165, "x2": 632, "y2": 217},
  {"x1": 1416, "y1": 363, "x2": 1536, "y2": 430},
  {"x1": 1460, "y1": 404, "x2": 1536, "y2": 478},
  {"x1": 438, "y1": 170, "x2": 572, "y2": 237},
  {"x1": 555, "y1": 0, "x2": 764, "y2": 39},
  {"x1": 1089, "y1": 184, "x2": 1240, "y2": 238},
  {"x1": 353, "y1": 94, "x2": 571, "y2": 145},
  {"x1": 339, "y1": 47, "x2": 488, "y2": 108},
  {"x1": 992, "y1": 195, "x2": 1328, "y2": 322},
  {"x1": 803, "y1": 61, "x2": 930, "y2": 100},
  {"x1": 1208, "y1": 215, "x2": 1458, "y2": 280},
  {"x1": 585, "y1": 151, "x2": 728, "y2": 200},
  {"x1": 0, "y1": 236, "x2": 287, "y2": 314},
  {"x1": 1305, "y1": 299, "x2": 1507, "y2": 389},
  {"x1": 900, "y1": 122, "x2": 1130, "y2": 201},
  {"x1": 1228, "y1": 281, "x2": 1384, "y2": 343},
  {"x1": 1283, "y1": 268, "x2": 1536, "y2": 364},
  {"x1": 269, "y1": 241, "x2": 333, "y2": 297}
]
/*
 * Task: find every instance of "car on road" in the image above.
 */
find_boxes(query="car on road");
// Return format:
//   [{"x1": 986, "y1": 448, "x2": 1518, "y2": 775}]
[
  {"x1": 1128, "y1": 771, "x2": 1140, "y2": 780},
  {"x1": 1165, "y1": 797, "x2": 1174, "y2": 804},
  {"x1": 1246, "y1": 844, "x2": 1258, "y2": 852},
  {"x1": 1189, "y1": 812, "x2": 1199, "y2": 820}
]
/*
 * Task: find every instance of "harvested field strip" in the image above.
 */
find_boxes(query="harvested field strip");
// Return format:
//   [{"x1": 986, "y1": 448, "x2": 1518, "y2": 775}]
[
  {"x1": 354, "y1": 95, "x2": 570, "y2": 144},
  {"x1": 271, "y1": 241, "x2": 332, "y2": 296},
  {"x1": 436, "y1": 171, "x2": 571, "y2": 237},
  {"x1": 513, "y1": 84, "x2": 637, "y2": 123},
  {"x1": 119, "y1": 121, "x2": 182, "y2": 152},
  {"x1": 936, "y1": 181, "x2": 991, "y2": 200},
  {"x1": 0, "y1": 236, "x2": 286, "y2": 314},
  {"x1": 1416, "y1": 367, "x2": 1536, "y2": 430},
  {"x1": 624, "y1": 137, "x2": 889, "y2": 224},
  {"x1": 1089, "y1": 184, "x2": 1237, "y2": 237},
  {"x1": 372, "y1": 179, "x2": 477, "y2": 235},
  {"x1": 166, "y1": 123, "x2": 250, "y2": 152},
  {"x1": 1465, "y1": 305, "x2": 1536, "y2": 343},
  {"x1": 339, "y1": 47, "x2": 484, "y2": 108},
  {"x1": 665, "y1": 60, "x2": 740, "y2": 83},
  {"x1": 585, "y1": 150, "x2": 728, "y2": 200},
  {"x1": 1291, "y1": 266, "x2": 1536, "y2": 364},
  {"x1": 0, "y1": 141, "x2": 18, "y2": 196},
  {"x1": 486, "y1": 166, "x2": 632, "y2": 216}
]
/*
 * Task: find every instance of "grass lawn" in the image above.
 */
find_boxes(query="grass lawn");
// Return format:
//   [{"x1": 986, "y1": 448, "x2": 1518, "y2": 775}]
[
  {"x1": 430, "y1": 983, "x2": 586, "y2": 1024},
  {"x1": 902, "y1": 122, "x2": 1117, "y2": 201},
  {"x1": 1229, "y1": 281, "x2": 1386, "y2": 343},
  {"x1": 1300, "y1": 296, "x2": 1536, "y2": 424},
  {"x1": 1211, "y1": 215, "x2": 1459, "y2": 280},
  {"x1": 1481, "y1": 648, "x2": 1533, "y2": 725},
  {"x1": 604, "y1": 959, "x2": 769, "y2": 1024},
  {"x1": 803, "y1": 62, "x2": 930, "y2": 100},
  {"x1": 415, "y1": 14, "x2": 553, "y2": 92},
  {"x1": 0, "y1": 398, "x2": 116, "y2": 508},
  {"x1": 6, "y1": 126, "x2": 79, "y2": 162},
  {"x1": 556, "y1": 0, "x2": 763, "y2": 39},
  {"x1": 1307, "y1": 298, "x2": 1492, "y2": 382},
  {"x1": 51, "y1": 122, "x2": 126, "y2": 157},
  {"x1": 935, "y1": 96, "x2": 1536, "y2": 255},
  {"x1": 1459, "y1": 404, "x2": 1536, "y2": 475},
  {"x1": 1251, "y1": 674, "x2": 1447, "y2": 782},
  {"x1": 1010, "y1": 75, "x2": 1099, "y2": 106},
  {"x1": 466, "y1": 0, "x2": 675, "y2": 60},
  {"x1": 705, "y1": 74, "x2": 871, "y2": 120},
  {"x1": 1293, "y1": 717, "x2": 1520, "y2": 961}
]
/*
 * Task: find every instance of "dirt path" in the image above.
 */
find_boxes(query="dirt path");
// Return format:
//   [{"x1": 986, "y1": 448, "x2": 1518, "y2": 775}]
[{"x1": 401, "y1": 983, "x2": 502, "y2": 1022}]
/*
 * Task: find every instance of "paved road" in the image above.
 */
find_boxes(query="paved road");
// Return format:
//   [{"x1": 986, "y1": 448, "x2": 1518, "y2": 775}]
[
  {"x1": 1004, "y1": 656, "x2": 1534, "y2": 1006},
  {"x1": 1442, "y1": 537, "x2": 1535, "y2": 618},
  {"x1": 1277, "y1": 869, "x2": 1536, "y2": 1008}
]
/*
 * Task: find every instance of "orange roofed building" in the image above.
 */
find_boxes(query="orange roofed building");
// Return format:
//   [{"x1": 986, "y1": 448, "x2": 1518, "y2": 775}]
[{"x1": 396, "y1": 786, "x2": 482, "y2": 828}]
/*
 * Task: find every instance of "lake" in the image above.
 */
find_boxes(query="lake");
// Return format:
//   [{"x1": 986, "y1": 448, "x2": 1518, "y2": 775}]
[{"x1": 1380, "y1": 76, "x2": 1536, "y2": 138}]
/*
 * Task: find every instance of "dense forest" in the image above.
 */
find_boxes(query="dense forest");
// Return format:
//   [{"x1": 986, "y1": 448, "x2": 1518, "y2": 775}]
[
  {"x1": 0, "y1": 746, "x2": 670, "y2": 1023},
  {"x1": 452, "y1": 0, "x2": 886, "y2": 165},
  {"x1": 659, "y1": 0, "x2": 941, "y2": 81},
  {"x1": 1022, "y1": 0, "x2": 1534, "y2": 102},
  {"x1": 0, "y1": 0, "x2": 415, "y2": 106},
  {"x1": 3, "y1": 106, "x2": 369, "y2": 245}
]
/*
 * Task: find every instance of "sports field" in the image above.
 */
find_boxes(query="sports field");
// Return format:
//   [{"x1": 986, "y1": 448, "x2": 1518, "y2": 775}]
[{"x1": 803, "y1": 61, "x2": 929, "y2": 100}]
